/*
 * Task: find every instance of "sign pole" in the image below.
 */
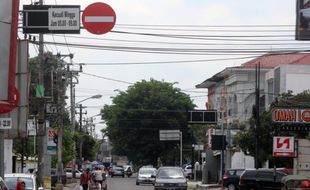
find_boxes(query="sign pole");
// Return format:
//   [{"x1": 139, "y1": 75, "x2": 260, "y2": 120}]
[{"x1": 180, "y1": 131, "x2": 182, "y2": 167}]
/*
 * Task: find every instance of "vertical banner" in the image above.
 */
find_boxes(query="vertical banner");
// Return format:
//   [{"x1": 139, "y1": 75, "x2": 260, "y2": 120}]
[
  {"x1": 0, "y1": 0, "x2": 12, "y2": 100},
  {"x1": 0, "y1": 0, "x2": 19, "y2": 114}
]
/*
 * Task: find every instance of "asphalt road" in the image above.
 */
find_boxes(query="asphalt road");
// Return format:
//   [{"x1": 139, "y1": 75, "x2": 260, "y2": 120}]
[{"x1": 107, "y1": 176, "x2": 154, "y2": 190}]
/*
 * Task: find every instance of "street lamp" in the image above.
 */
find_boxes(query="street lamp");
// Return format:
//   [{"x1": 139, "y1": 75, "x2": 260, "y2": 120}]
[{"x1": 75, "y1": 94, "x2": 102, "y2": 105}]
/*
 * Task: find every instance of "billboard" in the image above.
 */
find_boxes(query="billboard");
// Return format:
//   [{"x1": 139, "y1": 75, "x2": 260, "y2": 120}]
[{"x1": 296, "y1": 0, "x2": 310, "y2": 40}]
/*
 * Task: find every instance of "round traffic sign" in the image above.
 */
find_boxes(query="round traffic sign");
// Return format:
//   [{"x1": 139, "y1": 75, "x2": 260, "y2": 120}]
[{"x1": 82, "y1": 2, "x2": 116, "y2": 35}]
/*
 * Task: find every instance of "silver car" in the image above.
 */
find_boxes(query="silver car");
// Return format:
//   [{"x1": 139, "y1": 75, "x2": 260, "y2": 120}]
[
  {"x1": 136, "y1": 167, "x2": 157, "y2": 185},
  {"x1": 154, "y1": 166, "x2": 187, "y2": 190},
  {"x1": 4, "y1": 173, "x2": 44, "y2": 190}
]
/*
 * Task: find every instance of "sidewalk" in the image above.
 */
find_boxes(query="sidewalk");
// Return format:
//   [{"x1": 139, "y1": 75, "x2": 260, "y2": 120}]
[
  {"x1": 63, "y1": 179, "x2": 79, "y2": 190},
  {"x1": 188, "y1": 180, "x2": 222, "y2": 190}
]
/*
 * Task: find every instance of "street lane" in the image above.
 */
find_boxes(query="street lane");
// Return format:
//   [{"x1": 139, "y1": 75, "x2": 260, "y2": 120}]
[{"x1": 106, "y1": 176, "x2": 154, "y2": 190}]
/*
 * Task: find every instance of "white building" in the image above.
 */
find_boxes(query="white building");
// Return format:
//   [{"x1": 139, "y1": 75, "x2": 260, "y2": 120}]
[{"x1": 196, "y1": 53, "x2": 310, "y2": 169}]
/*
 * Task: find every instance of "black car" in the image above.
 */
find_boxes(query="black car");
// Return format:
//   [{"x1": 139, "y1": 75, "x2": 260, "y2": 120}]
[
  {"x1": 223, "y1": 168, "x2": 245, "y2": 190},
  {"x1": 239, "y1": 169, "x2": 287, "y2": 190}
]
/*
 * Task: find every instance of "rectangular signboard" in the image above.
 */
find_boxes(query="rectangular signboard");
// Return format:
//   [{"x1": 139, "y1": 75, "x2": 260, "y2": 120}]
[
  {"x1": 188, "y1": 110, "x2": 217, "y2": 124},
  {"x1": 0, "y1": 118, "x2": 12, "y2": 129},
  {"x1": 47, "y1": 129, "x2": 57, "y2": 155},
  {"x1": 159, "y1": 130, "x2": 180, "y2": 141},
  {"x1": 273, "y1": 136, "x2": 295, "y2": 157},
  {"x1": 48, "y1": 8, "x2": 80, "y2": 30},
  {"x1": 23, "y1": 5, "x2": 80, "y2": 34},
  {"x1": 272, "y1": 108, "x2": 310, "y2": 124}
]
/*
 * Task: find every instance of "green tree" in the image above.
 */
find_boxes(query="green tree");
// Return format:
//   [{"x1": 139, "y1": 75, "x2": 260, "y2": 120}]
[
  {"x1": 102, "y1": 79, "x2": 195, "y2": 166},
  {"x1": 233, "y1": 90, "x2": 310, "y2": 167}
]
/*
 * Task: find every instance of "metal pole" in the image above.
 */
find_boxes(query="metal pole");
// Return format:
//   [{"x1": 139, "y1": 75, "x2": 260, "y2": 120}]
[
  {"x1": 180, "y1": 131, "x2": 182, "y2": 167},
  {"x1": 70, "y1": 71, "x2": 76, "y2": 178},
  {"x1": 0, "y1": 129, "x2": 4, "y2": 177},
  {"x1": 37, "y1": 0, "x2": 46, "y2": 185},
  {"x1": 254, "y1": 62, "x2": 260, "y2": 169},
  {"x1": 220, "y1": 112, "x2": 224, "y2": 184}
]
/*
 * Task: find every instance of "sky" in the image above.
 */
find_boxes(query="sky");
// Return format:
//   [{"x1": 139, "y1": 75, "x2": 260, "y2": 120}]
[{"x1": 18, "y1": 0, "x2": 302, "y2": 136}]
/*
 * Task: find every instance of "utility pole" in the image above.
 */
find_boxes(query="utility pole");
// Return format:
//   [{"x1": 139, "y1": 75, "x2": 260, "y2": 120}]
[
  {"x1": 37, "y1": 0, "x2": 46, "y2": 186},
  {"x1": 78, "y1": 104, "x2": 87, "y2": 168},
  {"x1": 254, "y1": 62, "x2": 260, "y2": 169}
]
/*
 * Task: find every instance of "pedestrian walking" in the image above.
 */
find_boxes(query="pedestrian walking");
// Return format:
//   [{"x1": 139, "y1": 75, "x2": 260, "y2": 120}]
[
  {"x1": 80, "y1": 168, "x2": 91, "y2": 190},
  {"x1": 15, "y1": 180, "x2": 25, "y2": 190}
]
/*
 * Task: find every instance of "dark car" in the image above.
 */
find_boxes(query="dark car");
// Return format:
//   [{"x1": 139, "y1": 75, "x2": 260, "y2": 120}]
[
  {"x1": 239, "y1": 169, "x2": 287, "y2": 190},
  {"x1": 223, "y1": 168, "x2": 245, "y2": 190},
  {"x1": 154, "y1": 166, "x2": 187, "y2": 190},
  {"x1": 110, "y1": 166, "x2": 125, "y2": 178}
]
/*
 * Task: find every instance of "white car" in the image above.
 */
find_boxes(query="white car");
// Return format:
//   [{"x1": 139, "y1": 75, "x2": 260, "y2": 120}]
[
  {"x1": 183, "y1": 165, "x2": 193, "y2": 178},
  {"x1": 136, "y1": 167, "x2": 157, "y2": 185},
  {"x1": 4, "y1": 173, "x2": 44, "y2": 190},
  {"x1": 65, "y1": 169, "x2": 82, "y2": 179}
]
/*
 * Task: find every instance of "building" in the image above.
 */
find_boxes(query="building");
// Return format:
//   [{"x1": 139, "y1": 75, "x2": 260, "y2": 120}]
[{"x1": 196, "y1": 53, "x2": 310, "y2": 171}]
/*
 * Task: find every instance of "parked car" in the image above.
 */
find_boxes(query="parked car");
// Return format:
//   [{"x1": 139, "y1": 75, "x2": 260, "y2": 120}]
[
  {"x1": 65, "y1": 168, "x2": 82, "y2": 179},
  {"x1": 223, "y1": 168, "x2": 245, "y2": 190},
  {"x1": 239, "y1": 168, "x2": 287, "y2": 190},
  {"x1": 136, "y1": 167, "x2": 157, "y2": 185},
  {"x1": 4, "y1": 173, "x2": 44, "y2": 190},
  {"x1": 281, "y1": 175, "x2": 310, "y2": 190},
  {"x1": 110, "y1": 165, "x2": 125, "y2": 178},
  {"x1": 154, "y1": 166, "x2": 187, "y2": 190},
  {"x1": 183, "y1": 164, "x2": 193, "y2": 178},
  {"x1": 0, "y1": 176, "x2": 8, "y2": 190},
  {"x1": 123, "y1": 165, "x2": 133, "y2": 177},
  {"x1": 51, "y1": 168, "x2": 67, "y2": 188}
]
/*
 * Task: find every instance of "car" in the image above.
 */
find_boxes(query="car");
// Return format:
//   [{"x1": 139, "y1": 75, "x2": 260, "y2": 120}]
[
  {"x1": 154, "y1": 166, "x2": 187, "y2": 190},
  {"x1": 239, "y1": 168, "x2": 287, "y2": 190},
  {"x1": 136, "y1": 167, "x2": 157, "y2": 185},
  {"x1": 110, "y1": 165, "x2": 125, "y2": 178},
  {"x1": 183, "y1": 165, "x2": 193, "y2": 178},
  {"x1": 0, "y1": 176, "x2": 8, "y2": 190},
  {"x1": 123, "y1": 165, "x2": 133, "y2": 177},
  {"x1": 4, "y1": 173, "x2": 44, "y2": 190},
  {"x1": 51, "y1": 168, "x2": 67, "y2": 188},
  {"x1": 65, "y1": 168, "x2": 82, "y2": 179},
  {"x1": 222, "y1": 168, "x2": 245, "y2": 190},
  {"x1": 281, "y1": 175, "x2": 310, "y2": 190}
]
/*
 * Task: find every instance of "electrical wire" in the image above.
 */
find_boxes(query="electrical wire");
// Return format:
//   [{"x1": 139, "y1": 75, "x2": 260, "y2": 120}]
[{"x1": 81, "y1": 72, "x2": 134, "y2": 85}]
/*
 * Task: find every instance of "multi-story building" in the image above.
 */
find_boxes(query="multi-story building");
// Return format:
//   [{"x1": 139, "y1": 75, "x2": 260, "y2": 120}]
[{"x1": 196, "y1": 53, "x2": 310, "y2": 170}]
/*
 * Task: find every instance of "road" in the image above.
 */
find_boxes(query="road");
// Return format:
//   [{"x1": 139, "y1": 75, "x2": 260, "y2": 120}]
[{"x1": 106, "y1": 176, "x2": 154, "y2": 190}]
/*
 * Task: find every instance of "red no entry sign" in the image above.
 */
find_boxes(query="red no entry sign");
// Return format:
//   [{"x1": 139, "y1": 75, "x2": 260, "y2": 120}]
[{"x1": 82, "y1": 2, "x2": 116, "y2": 35}]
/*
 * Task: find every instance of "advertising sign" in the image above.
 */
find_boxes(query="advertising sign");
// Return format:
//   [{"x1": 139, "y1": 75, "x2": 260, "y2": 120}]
[
  {"x1": 296, "y1": 0, "x2": 310, "y2": 40},
  {"x1": 273, "y1": 136, "x2": 295, "y2": 157},
  {"x1": 272, "y1": 108, "x2": 310, "y2": 123},
  {"x1": 47, "y1": 129, "x2": 57, "y2": 155}
]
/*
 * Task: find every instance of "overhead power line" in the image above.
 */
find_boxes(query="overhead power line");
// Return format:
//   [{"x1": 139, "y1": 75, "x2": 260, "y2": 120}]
[{"x1": 81, "y1": 72, "x2": 134, "y2": 85}]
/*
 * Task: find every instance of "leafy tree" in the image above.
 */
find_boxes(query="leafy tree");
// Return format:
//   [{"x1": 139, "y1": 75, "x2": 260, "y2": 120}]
[
  {"x1": 233, "y1": 90, "x2": 310, "y2": 167},
  {"x1": 102, "y1": 79, "x2": 195, "y2": 166}
]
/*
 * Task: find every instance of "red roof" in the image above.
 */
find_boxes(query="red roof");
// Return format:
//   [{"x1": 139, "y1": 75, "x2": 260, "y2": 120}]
[{"x1": 241, "y1": 53, "x2": 310, "y2": 69}]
